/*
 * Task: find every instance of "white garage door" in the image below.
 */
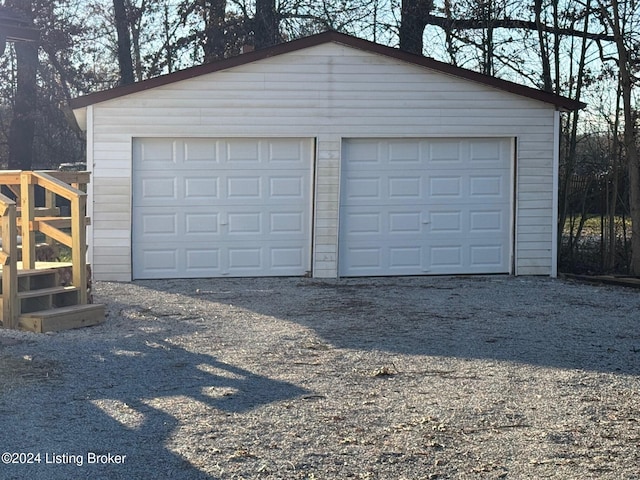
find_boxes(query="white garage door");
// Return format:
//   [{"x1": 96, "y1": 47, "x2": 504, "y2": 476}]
[
  {"x1": 133, "y1": 138, "x2": 313, "y2": 279},
  {"x1": 339, "y1": 138, "x2": 512, "y2": 276}
]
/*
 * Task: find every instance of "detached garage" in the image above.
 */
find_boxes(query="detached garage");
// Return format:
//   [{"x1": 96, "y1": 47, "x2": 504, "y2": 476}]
[{"x1": 70, "y1": 31, "x2": 583, "y2": 281}]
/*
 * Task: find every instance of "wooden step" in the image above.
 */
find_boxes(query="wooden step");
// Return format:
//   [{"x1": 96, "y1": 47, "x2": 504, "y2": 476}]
[
  {"x1": 18, "y1": 304, "x2": 105, "y2": 333},
  {"x1": 18, "y1": 285, "x2": 77, "y2": 299},
  {"x1": 0, "y1": 267, "x2": 73, "y2": 293},
  {"x1": 16, "y1": 269, "x2": 59, "y2": 292},
  {"x1": 18, "y1": 286, "x2": 79, "y2": 313}
]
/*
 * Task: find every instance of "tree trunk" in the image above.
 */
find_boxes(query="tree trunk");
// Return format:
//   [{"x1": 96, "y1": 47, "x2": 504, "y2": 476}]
[
  {"x1": 399, "y1": 0, "x2": 433, "y2": 54},
  {"x1": 129, "y1": 0, "x2": 146, "y2": 81},
  {"x1": 8, "y1": 40, "x2": 37, "y2": 170},
  {"x1": 534, "y1": 0, "x2": 553, "y2": 92},
  {"x1": 605, "y1": 88, "x2": 622, "y2": 271},
  {"x1": 202, "y1": 0, "x2": 226, "y2": 62},
  {"x1": 627, "y1": 138, "x2": 640, "y2": 275},
  {"x1": 605, "y1": 0, "x2": 640, "y2": 274},
  {"x1": 557, "y1": 0, "x2": 590, "y2": 267},
  {"x1": 113, "y1": 0, "x2": 135, "y2": 85},
  {"x1": 163, "y1": 3, "x2": 174, "y2": 73},
  {"x1": 5, "y1": 0, "x2": 38, "y2": 171},
  {"x1": 254, "y1": 0, "x2": 279, "y2": 50}
]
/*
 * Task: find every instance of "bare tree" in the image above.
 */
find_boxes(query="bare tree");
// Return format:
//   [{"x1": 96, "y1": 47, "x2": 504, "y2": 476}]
[
  {"x1": 558, "y1": 0, "x2": 594, "y2": 259},
  {"x1": 399, "y1": 0, "x2": 433, "y2": 54},
  {"x1": 254, "y1": 0, "x2": 279, "y2": 49},
  {"x1": 5, "y1": 0, "x2": 37, "y2": 170},
  {"x1": 597, "y1": 0, "x2": 640, "y2": 274},
  {"x1": 113, "y1": 0, "x2": 135, "y2": 85}
]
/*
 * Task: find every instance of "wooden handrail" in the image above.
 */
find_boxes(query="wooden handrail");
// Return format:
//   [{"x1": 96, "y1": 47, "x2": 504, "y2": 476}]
[
  {"x1": 0, "y1": 170, "x2": 90, "y2": 187},
  {"x1": 30, "y1": 171, "x2": 86, "y2": 201}
]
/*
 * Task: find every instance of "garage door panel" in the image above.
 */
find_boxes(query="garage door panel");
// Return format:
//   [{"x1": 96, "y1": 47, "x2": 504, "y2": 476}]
[
  {"x1": 133, "y1": 137, "x2": 312, "y2": 279},
  {"x1": 225, "y1": 140, "x2": 261, "y2": 165},
  {"x1": 469, "y1": 209, "x2": 507, "y2": 234},
  {"x1": 135, "y1": 206, "x2": 221, "y2": 237},
  {"x1": 389, "y1": 247, "x2": 422, "y2": 269},
  {"x1": 267, "y1": 139, "x2": 310, "y2": 168},
  {"x1": 140, "y1": 213, "x2": 178, "y2": 236},
  {"x1": 344, "y1": 170, "x2": 428, "y2": 205},
  {"x1": 470, "y1": 244, "x2": 505, "y2": 268},
  {"x1": 344, "y1": 247, "x2": 382, "y2": 272},
  {"x1": 469, "y1": 139, "x2": 509, "y2": 167},
  {"x1": 343, "y1": 177, "x2": 381, "y2": 201},
  {"x1": 227, "y1": 176, "x2": 261, "y2": 199},
  {"x1": 388, "y1": 176, "x2": 421, "y2": 199},
  {"x1": 342, "y1": 206, "x2": 428, "y2": 237},
  {"x1": 388, "y1": 140, "x2": 421, "y2": 164},
  {"x1": 425, "y1": 206, "x2": 509, "y2": 237},
  {"x1": 429, "y1": 176, "x2": 462, "y2": 198},
  {"x1": 136, "y1": 139, "x2": 176, "y2": 166},
  {"x1": 185, "y1": 213, "x2": 219, "y2": 235},
  {"x1": 184, "y1": 139, "x2": 218, "y2": 164},
  {"x1": 389, "y1": 211, "x2": 423, "y2": 234},
  {"x1": 342, "y1": 244, "x2": 428, "y2": 275},
  {"x1": 340, "y1": 138, "x2": 512, "y2": 276},
  {"x1": 227, "y1": 212, "x2": 262, "y2": 234},
  {"x1": 138, "y1": 249, "x2": 178, "y2": 274},
  {"x1": 271, "y1": 247, "x2": 305, "y2": 270},
  {"x1": 186, "y1": 248, "x2": 220, "y2": 271},
  {"x1": 270, "y1": 212, "x2": 305, "y2": 234},
  {"x1": 428, "y1": 210, "x2": 463, "y2": 233},
  {"x1": 185, "y1": 176, "x2": 220, "y2": 200},
  {"x1": 429, "y1": 245, "x2": 463, "y2": 271},
  {"x1": 228, "y1": 247, "x2": 262, "y2": 269},
  {"x1": 139, "y1": 177, "x2": 178, "y2": 202},
  {"x1": 342, "y1": 211, "x2": 382, "y2": 235},
  {"x1": 469, "y1": 172, "x2": 509, "y2": 198},
  {"x1": 427, "y1": 141, "x2": 463, "y2": 165},
  {"x1": 269, "y1": 176, "x2": 305, "y2": 198},
  {"x1": 343, "y1": 140, "x2": 381, "y2": 165}
]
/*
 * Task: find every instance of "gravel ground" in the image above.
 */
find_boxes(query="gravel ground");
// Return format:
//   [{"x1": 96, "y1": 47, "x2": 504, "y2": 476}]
[{"x1": 0, "y1": 275, "x2": 639, "y2": 480}]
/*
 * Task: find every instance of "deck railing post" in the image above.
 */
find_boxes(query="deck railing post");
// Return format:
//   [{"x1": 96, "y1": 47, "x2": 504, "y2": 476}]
[
  {"x1": 1, "y1": 201, "x2": 18, "y2": 329},
  {"x1": 71, "y1": 193, "x2": 87, "y2": 305},
  {"x1": 44, "y1": 189, "x2": 56, "y2": 245},
  {"x1": 19, "y1": 172, "x2": 36, "y2": 270}
]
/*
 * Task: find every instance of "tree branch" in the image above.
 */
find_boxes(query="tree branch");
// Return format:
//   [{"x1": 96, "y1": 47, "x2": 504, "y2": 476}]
[{"x1": 425, "y1": 14, "x2": 616, "y2": 43}]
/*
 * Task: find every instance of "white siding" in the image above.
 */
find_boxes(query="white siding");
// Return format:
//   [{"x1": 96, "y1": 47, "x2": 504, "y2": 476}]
[{"x1": 81, "y1": 42, "x2": 558, "y2": 280}]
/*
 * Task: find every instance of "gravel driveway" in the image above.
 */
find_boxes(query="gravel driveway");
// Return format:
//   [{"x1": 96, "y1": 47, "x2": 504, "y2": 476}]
[{"x1": 0, "y1": 275, "x2": 639, "y2": 479}]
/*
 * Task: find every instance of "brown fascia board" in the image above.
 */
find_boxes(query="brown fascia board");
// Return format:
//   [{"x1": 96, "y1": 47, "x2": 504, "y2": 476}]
[{"x1": 69, "y1": 30, "x2": 585, "y2": 112}]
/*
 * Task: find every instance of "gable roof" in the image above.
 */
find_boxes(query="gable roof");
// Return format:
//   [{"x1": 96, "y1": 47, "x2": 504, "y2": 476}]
[{"x1": 69, "y1": 30, "x2": 585, "y2": 111}]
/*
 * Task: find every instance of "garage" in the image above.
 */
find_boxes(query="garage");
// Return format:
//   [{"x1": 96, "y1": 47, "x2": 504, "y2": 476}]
[
  {"x1": 70, "y1": 31, "x2": 583, "y2": 281},
  {"x1": 132, "y1": 137, "x2": 313, "y2": 279},
  {"x1": 339, "y1": 138, "x2": 512, "y2": 276}
]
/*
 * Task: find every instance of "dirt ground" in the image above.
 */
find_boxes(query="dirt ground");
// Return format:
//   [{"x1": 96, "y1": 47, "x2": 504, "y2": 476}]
[{"x1": 0, "y1": 275, "x2": 639, "y2": 479}]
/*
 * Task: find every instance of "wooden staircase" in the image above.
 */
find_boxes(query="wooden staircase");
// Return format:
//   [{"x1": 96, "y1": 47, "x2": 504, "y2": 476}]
[
  {"x1": 0, "y1": 170, "x2": 105, "y2": 333},
  {"x1": 1, "y1": 268, "x2": 104, "y2": 333}
]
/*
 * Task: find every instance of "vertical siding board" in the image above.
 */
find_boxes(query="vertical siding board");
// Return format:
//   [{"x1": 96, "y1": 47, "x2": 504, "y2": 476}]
[{"x1": 87, "y1": 42, "x2": 558, "y2": 280}]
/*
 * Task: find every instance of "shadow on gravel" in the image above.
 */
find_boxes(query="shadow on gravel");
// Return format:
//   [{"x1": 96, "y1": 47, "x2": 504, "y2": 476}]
[
  {"x1": 0, "y1": 307, "x2": 308, "y2": 480},
  {"x1": 156, "y1": 275, "x2": 640, "y2": 377}
]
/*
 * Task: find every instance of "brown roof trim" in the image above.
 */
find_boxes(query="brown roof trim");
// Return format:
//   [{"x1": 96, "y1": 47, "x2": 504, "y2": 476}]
[{"x1": 69, "y1": 30, "x2": 585, "y2": 111}]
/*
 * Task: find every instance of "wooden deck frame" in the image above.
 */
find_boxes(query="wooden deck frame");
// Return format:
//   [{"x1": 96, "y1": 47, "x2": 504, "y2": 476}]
[
  {"x1": 0, "y1": 193, "x2": 17, "y2": 329},
  {"x1": 0, "y1": 170, "x2": 92, "y2": 329}
]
